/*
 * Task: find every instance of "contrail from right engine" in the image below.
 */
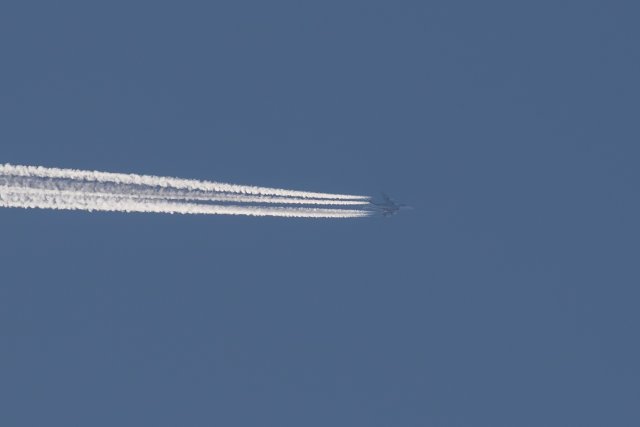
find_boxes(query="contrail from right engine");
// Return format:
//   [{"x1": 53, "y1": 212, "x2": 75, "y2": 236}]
[{"x1": 0, "y1": 188, "x2": 371, "y2": 218}]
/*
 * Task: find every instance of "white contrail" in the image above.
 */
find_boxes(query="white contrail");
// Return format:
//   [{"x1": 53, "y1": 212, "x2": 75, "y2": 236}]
[
  {"x1": 0, "y1": 163, "x2": 369, "y2": 200},
  {"x1": 0, "y1": 163, "x2": 373, "y2": 218},
  {"x1": 0, "y1": 175, "x2": 369, "y2": 206},
  {"x1": 0, "y1": 187, "x2": 372, "y2": 218}
]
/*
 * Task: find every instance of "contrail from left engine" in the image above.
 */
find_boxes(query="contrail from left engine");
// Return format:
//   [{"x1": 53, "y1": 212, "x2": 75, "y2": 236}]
[
  {"x1": 0, "y1": 163, "x2": 373, "y2": 219},
  {"x1": 0, "y1": 164, "x2": 368, "y2": 200}
]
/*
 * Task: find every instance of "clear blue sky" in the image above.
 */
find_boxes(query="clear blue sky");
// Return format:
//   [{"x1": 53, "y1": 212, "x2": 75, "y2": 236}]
[{"x1": 1, "y1": 1, "x2": 638, "y2": 425}]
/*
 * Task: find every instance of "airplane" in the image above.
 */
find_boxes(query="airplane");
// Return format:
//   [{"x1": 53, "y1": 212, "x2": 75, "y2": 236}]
[{"x1": 369, "y1": 192, "x2": 412, "y2": 217}]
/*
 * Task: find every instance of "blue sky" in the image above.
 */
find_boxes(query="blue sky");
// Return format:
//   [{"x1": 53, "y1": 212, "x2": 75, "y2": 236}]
[{"x1": 1, "y1": 1, "x2": 639, "y2": 426}]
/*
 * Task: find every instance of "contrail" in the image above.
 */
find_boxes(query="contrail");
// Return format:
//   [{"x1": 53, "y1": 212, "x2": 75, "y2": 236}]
[
  {"x1": 0, "y1": 164, "x2": 369, "y2": 200},
  {"x1": 0, "y1": 188, "x2": 371, "y2": 218},
  {"x1": 0, "y1": 175, "x2": 369, "y2": 206},
  {"x1": 0, "y1": 163, "x2": 373, "y2": 218}
]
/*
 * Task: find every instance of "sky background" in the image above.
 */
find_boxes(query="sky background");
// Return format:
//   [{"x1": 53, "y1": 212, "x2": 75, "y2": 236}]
[{"x1": 1, "y1": 1, "x2": 639, "y2": 426}]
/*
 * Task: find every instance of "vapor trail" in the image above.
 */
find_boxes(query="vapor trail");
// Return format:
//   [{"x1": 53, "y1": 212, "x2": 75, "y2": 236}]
[
  {"x1": 0, "y1": 175, "x2": 368, "y2": 206},
  {"x1": 0, "y1": 164, "x2": 368, "y2": 200},
  {"x1": 0, "y1": 187, "x2": 372, "y2": 218}
]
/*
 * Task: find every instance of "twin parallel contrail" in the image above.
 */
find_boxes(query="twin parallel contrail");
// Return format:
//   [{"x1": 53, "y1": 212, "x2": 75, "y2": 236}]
[{"x1": 0, "y1": 164, "x2": 373, "y2": 219}]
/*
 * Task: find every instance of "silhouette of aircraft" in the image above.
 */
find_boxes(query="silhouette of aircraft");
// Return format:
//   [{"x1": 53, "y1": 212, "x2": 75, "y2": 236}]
[{"x1": 369, "y1": 193, "x2": 412, "y2": 217}]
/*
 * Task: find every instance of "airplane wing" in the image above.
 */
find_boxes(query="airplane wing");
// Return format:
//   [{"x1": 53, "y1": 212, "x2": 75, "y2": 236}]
[{"x1": 380, "y1": 192, "x2": 394, "y2": 204}]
